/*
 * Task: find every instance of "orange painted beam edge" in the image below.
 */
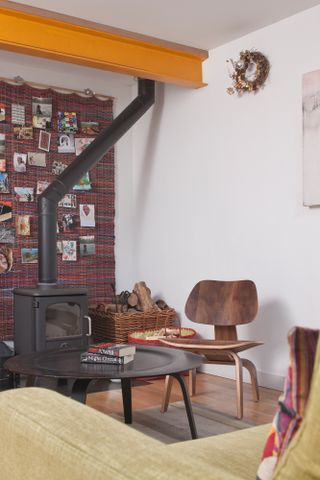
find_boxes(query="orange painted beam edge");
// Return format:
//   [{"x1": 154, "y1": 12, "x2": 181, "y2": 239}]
[{"x1": 0, "y1": 8, "x2": 207, "y2": 88}]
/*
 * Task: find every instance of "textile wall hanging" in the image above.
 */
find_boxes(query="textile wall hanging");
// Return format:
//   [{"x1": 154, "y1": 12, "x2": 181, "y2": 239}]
[{"x1": 0, "y1": 80, "x2": 115, "y2": 340}]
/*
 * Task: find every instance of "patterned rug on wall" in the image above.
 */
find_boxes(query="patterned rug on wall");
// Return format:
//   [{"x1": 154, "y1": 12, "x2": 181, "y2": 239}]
[{"x1": 0, "y1": 80, "x2": 115, "y2": 340}]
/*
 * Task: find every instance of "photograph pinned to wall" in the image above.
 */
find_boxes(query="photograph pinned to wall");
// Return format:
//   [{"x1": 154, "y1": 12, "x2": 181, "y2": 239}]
[
  {"x1": 11, "y1": 104, "x2": 25, "y2": 125},
  {"x1": 81, "y1": 121, "x2": 100, "y2": 135},
  {"x1": 75, "y1": 137, "x2": 94, "y2": 156},
  {"x1": 0, "y1": 133, "x2": 5, "y2": 156},
  {"x1": 52, "y1": 160, "x2": 67, "y2": 175},
  {"x1": 61, "y1": 213, "x2": 78, "y2": 232},
  {"x1": 58, "y1": 111, "x2": 78, "y2": 133},
  {"x1": 21, "y1": 247, "x2": 38, "y2": 264},
  {"x1": 14, "y1": 187, "x2": 34, "y2": 202},
  {"x1": 0, "y1": 224, "x2": 15, "y2": 243},
  {"x1": 0, "y1": 103, "x2": 5, "y2": 122},
  {"x1": 79, "y1": 235, "x2": 95, "y2": 256},
  {"x1": 303, "y1": 70, "x2": 320, "y2": 206},
  {"x1": 0, "y1": 201, "x2": 12, "y2": 222},
  {"x1": 13, "y1": 125, "x2": 33, "y2": 140},
  {"x1": 79, "y1": 204, "x2": 95, "y2": 227},
  {"x1": 58, "y1": 194, "x2": 76, "y2": 208},
  {"x1": 73, "y1": 172, "x2": 91, "y2": 191},
  {"x1": 32, "y1": 97, "x2": 52, "y2": 129},
  {"x1": 13, "y1": 152, "x2": 27, "y2": 173},
  {"x1": 57, "y1": 241, "x2": 62, "y2": 254},
  {"x1": 38, "y1": 130, "x2": 51, "y2": 152},
  {"x1": 57, "y1": 220, "x2": 63, "y2": 234},
  {"x1": 0, "y1": 159, "x2": 6, "y2": 172},
  {"x1": 62, "y1": 240, "x2": 77, "y2": 261},
  {"x1": 0, "y1": 173, "x2": 9, "y2": 193},
  {"x1": 0, "y1": 246, "x2": 13, "y2": 274},
  {"x1": 36, "y1": 180, "x2": 49, "y2": 195},
  {"x1": 16, "y1": 215, "x2": 31, "y2": 236},
  {"x1": 27, "y1": 152, "x2": 46, "y2": 167},
  {"x1": 57, "y1": 133, "x2": 75, "y2": 153}
]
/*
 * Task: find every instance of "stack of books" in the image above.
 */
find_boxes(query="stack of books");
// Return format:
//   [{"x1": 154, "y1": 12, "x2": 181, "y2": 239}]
[{"x1": 80, "y1": 343, "x2": 136, "y2": 365}]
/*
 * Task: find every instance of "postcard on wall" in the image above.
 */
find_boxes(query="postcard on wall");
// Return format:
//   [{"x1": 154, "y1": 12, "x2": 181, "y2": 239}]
[
  {"x1": 81, "y1": 121, "x2": 100, "y2": 135},
  {"x1": 0, "y1": 246, "x2": 13, "y2": 275},
  {"x1": 73, "y1": 172, "x2": 91, "y2": 191},
  {"x1": 13, "y1": 152, "x2": 27, "y2": 173},
  {"x1": 11, "y1": 104, "x2": 25, "y2": 125},
  {"x1": 57, "y1": 241, "x2": 63, "y2": 254},
  {"x1": 0, "y1": 104, "x2": 5, "y2": 122},
  {"x1": 14, "y1": 187, "x2": 34, "y2": 202},
  {"x1": 75, "y1": 137, "x2": 94, "y2": 156},
  {"x1": 0, "y1": 133, "x2": 5, "y2": 155},
  {"x1": 58, "y1": 194, "x2": 76, "y2": 208},
  {"x1": 57, "y1": 133, "x2": 75, "y2": 153},
  {"x1": 62, "y1": 240, "x2": 77, "y2": 261},
  {"x1": 0, "y1": 224, "x2": 15, "y2": 243},
  {"x1": 79, "y1": 204, "x2": 95, "y2": 227},
  {"x1": 32, "y1": 97, "x2": 52, "y2": 129},
  {"x1": 21, "y1": 247, "x2": 38, "y2": 264},
  {"x1": 16, "y1": 215, "x2": 31, "y2": 236},
  {"x1": 27, "y1": 152, "x2": 46, "y2": 167},
  {"x1": 13, "y1": 126, "x2": 33, "y2": 140},
  {"x1": 36, "y1": 180, "x2": 49, "y2": 195},
  {"x1": 52, "y1": 161, "x2": 67, "y2": 175},
  {"x1": 0, "y1": 173, "x2": 9, "y2": 193},
  {"x1": 79, "y1": 235, "x2": 95, "y2": 256},
  {"x1": 58, "y1": 111, "x2": 78, "y2": 133},
  {"x1": 61, "y1": 213, "x2": 78, "y2": 232},
  {"x1": 0, "y1": 201, "x2": 12, "y2": 222},
  {"x1": 38, "y1": 130, "x2": 51, "y2": 152},
  {"x1": 0, "y1": 159, "x2": 6, "y2": 172}
]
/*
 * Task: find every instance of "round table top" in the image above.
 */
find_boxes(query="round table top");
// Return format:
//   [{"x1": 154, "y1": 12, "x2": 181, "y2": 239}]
[{"x1": 4, "y1": 345, "x2": 202, "y2": 380}]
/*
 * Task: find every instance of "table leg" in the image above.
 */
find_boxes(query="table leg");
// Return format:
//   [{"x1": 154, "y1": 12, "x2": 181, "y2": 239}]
[
  {"x1": 71, "y1": 379, "x2": 91, "y2": 403},
  {"x1": 26, "y1": 375, "x2": 37, "y2": 387},
  {"x1": 121, "y1": 378, "x2": 132, "y2": 424},
  {"x1": 170, "y1": 373, "x2": 198, "y2": 440}
]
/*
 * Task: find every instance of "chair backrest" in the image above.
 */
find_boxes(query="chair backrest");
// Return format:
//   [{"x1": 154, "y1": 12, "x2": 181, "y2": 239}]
[{"x1": 185, "y1": 280, "x2": 258, "y2": 328}]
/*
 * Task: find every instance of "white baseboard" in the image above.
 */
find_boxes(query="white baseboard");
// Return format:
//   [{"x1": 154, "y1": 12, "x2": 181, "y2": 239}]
[{"x1": 199, "y1": 364, "x2": 285, "y2": 391}]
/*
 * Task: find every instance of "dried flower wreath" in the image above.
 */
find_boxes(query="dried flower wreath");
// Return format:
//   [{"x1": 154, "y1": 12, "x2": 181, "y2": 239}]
[{"x1": 226, "y1": 50, "x2": 270, "y2": 95}]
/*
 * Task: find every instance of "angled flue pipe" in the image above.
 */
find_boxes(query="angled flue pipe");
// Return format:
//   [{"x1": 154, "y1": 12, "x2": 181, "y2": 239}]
[{"x1": 38, "y1": 78, "x2": 155, "y2": 286}]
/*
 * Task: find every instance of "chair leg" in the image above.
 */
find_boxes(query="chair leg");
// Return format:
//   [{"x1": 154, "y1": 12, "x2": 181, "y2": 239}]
[
  {"x1": 189, "y1": 368, "x2": 196, "y2": 397},
  {"x1": 160, "y1": 374, "x2": 174, "y2": 413},
  {"x1": 242, "y1": 358, "x2": 259, "y2": 402},
  {"x1": 229, "y1": 352, "x2": 243, "y2": 419}
]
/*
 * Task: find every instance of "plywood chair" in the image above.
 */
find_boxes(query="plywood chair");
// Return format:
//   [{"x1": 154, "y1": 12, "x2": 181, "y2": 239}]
[{"x1": 160, "y1": 280, "x2": 263, "y2": 419}]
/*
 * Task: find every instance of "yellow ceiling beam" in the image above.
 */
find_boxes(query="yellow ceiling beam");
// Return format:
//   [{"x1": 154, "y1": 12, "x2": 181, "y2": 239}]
[{"x1": 0, "y1": 5, "x2": 208, "y2": 88}]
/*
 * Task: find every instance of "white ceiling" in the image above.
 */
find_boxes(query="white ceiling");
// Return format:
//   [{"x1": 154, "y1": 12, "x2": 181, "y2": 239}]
[{"x1": 11, "y1": 0, "x2": 320, "y2": 50}]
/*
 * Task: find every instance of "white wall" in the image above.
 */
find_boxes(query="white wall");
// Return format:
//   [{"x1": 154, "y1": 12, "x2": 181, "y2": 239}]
[
  {"x1": 0, "y1": 51, "x2": 136, "y2": 290},
  {"x1": 131, "y1": 5, "x2": 320, "y2": 389}
]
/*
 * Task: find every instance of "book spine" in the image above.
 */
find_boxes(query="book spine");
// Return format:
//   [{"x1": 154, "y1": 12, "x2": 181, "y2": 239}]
[
  {"x1": 88, "y1": 348, "x2": 122, "y2": 356},
  {"x1": 81, "y1": 353, "x2": 125, "y2": 364}
]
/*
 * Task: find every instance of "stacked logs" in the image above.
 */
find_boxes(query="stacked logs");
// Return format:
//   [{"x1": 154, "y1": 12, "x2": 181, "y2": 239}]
[{"x1": 99, "y1": 281, "x2": 169, "y2": 314}]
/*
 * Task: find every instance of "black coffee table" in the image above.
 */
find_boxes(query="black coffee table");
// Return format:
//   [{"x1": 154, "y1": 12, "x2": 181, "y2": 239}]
[{"x1": 4, "y1": 345, "x2": 202, "y2": 439}]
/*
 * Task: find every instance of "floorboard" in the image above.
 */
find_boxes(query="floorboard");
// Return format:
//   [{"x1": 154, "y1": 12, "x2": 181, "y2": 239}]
[{"x1": 87, "y1": 372, "x2": 280, "y2": 426}]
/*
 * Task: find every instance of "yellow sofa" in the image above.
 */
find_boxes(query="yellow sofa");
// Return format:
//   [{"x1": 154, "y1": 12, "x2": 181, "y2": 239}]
[{"x1": 0, "y1": 387, "x2": 269, "y2": 480}]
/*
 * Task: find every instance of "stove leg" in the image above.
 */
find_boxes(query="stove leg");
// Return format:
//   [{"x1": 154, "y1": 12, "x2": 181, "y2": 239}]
[
  {"x1": 170, "y1": 373, "x2": 198, "y2": 439},
  {"x1": 71, "y1": 379, "x2": 91, "y2": 403}
]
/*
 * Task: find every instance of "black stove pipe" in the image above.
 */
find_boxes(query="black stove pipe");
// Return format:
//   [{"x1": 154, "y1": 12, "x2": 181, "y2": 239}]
[{"x1": 38, "y1": 78, "x2": 155, "y2": 286}]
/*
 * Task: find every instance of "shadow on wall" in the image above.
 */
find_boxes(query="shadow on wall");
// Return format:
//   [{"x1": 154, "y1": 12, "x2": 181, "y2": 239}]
[
  {"x1": 135, "y1": 82, "x2": 165, "y2": 237},
  {"x1": 241, "y1": 299, "x2": 293, "y2": 379}
]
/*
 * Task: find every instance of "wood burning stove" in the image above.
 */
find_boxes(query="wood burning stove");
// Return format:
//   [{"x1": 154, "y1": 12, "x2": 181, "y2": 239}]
[
  {"x1": 14, "y1": 287, "x2": 90, "y2": 354},
  {"x1": 13, "y1": 79, "x2": 155, "y2": 354}
]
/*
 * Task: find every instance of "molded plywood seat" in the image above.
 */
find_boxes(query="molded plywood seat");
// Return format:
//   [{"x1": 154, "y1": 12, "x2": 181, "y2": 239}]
[{"x1": 160, "y1": 280, "x2": 263, "y2": 419}]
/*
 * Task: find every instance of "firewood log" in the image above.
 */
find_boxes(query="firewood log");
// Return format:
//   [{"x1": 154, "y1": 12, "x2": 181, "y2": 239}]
[
  {"x1": 133, "y1": 281, "x2": 160, "y2": 311},
  {"x1": 127, "y1": 292, "x2": 138, "y2": 307}
]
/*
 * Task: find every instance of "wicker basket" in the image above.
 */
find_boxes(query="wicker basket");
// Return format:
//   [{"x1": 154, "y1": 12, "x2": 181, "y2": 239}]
[{"x1": 89, "y1": 306, "x2": 177, "y2": 343}]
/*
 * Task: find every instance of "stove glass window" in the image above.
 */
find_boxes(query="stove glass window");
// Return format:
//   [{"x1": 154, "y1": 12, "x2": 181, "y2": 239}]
[{"x1": 45, "y1": 302, "x2": 81, "y2": 338}]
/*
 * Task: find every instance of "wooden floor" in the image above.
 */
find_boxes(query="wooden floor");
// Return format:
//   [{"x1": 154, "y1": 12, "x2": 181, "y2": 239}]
[{"x1": 86, "y1": 372, "x2": 280, "y2": 425}]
